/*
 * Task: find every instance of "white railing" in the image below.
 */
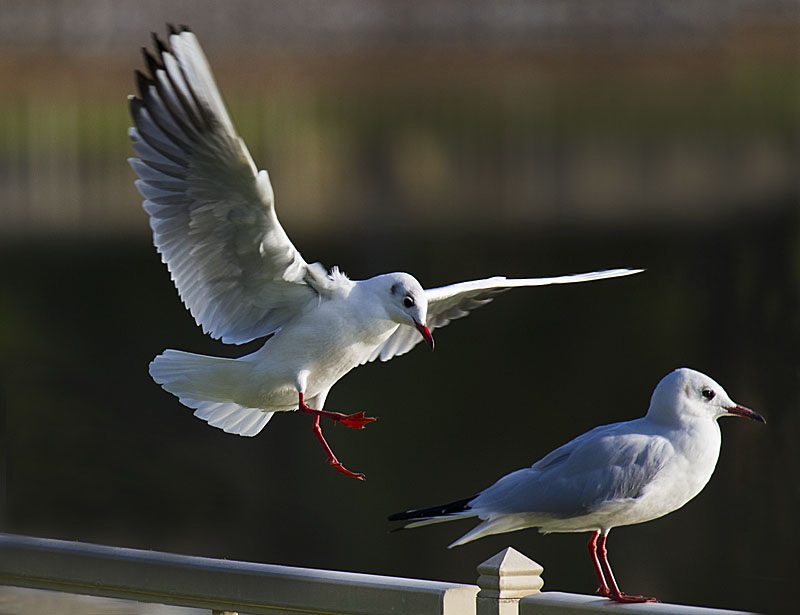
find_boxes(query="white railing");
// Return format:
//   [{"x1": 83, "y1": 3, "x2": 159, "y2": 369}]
[{"x1": 0, "y1": 533, "x2": 757, "y2": 615}]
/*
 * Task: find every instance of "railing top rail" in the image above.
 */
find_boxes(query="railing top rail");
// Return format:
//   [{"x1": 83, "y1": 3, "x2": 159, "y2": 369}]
[
  {"x1": 0, "y1": 533, "x2": 478, "y2": 615},
  {"x1": 0, "y1": 534, "x2": 760, "y2": 615},
  {"x1": 520, "y1": 592, "x2": 760, "y2": 615}
]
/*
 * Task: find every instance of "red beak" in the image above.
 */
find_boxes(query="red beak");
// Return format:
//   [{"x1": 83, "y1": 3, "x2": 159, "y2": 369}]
[
  {"x1": 415, "y1": 322, "x2": 435, "y2": 350},
  {"x1": 726, "y1": 404, "x2": 766, "y2": 424}
]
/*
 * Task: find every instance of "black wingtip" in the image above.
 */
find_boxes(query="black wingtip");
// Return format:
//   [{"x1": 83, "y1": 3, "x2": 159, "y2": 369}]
[
  {"x1": 388, "y1": 497, "x2": 474, "y2": 522},
  {"x1": 166, "y1": 23, "x2": 192, "y2": 36},
  {"x1": 134, "y1": 69, "x2": 156, "y2": 95},
  {"x1": 128, "y1": 94, "x2": 143, "y2": 116},
  {"x1": 141, "y1": 47, "x2": 164, "y2": 75},
  {"x1": 152, "y1": 31, "x2": 170, "y2": 56}
]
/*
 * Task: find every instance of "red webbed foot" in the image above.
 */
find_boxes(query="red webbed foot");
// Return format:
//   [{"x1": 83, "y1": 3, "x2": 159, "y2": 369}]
[
  {"x1": 297, "y1": 395, "x2": 378, "y2": 429},
  {"x1": 604, "y1": 591, "x2": 658, "y2": 604},
  {"x1": 337, "y1": 411, "x2": 378, "y2": 429}
]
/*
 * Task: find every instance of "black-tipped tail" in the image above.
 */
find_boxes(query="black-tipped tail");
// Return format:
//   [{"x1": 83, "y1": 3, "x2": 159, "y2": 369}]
[{"x1": 388, "y1": 497, "x2": 475, "y2": 522}]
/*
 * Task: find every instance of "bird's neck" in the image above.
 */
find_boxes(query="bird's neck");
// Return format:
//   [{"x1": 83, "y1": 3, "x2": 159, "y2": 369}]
[{"x1": 663, "y1": 416, "x2": 723, "y2": 469}]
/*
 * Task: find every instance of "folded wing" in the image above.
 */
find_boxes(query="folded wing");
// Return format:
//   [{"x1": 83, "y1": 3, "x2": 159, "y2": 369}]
[{"x1": 129, "y1": 26, "x2": 327, "y2": 344}]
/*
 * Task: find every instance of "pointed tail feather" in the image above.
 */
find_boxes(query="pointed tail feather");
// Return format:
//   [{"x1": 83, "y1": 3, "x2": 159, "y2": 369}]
[
  {"x1": 447, "y1": 516, "x2": 534, "y2": 548},
  {"x1": 388, "y1": 497, "x2": 476, "y2": 530},
  {"x1": 389, "y1": 496, "x2": 533, "y2": 548}
]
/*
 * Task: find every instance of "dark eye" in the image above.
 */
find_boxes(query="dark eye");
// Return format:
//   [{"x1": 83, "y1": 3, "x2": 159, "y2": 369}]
[
  {"x1": 403, "y1": 296, "x2": 415, "y2": 308},
  {"x1": 702, "y1": 388, "x2": 715, "y2": 401}
]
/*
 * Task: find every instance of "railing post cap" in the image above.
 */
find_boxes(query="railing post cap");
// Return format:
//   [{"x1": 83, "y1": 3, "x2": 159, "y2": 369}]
[
  {"x1": 477, "y1": 547, "x2": 544, "y2": 577},
  {"x1": 477, "y1": 547, "x2": 544, "y2": 599}
]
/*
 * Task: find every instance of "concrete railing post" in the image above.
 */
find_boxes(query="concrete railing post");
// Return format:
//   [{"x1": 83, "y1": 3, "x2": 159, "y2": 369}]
[{"x1": 476, "y1": 547, "x2": 544, "y2": 615}]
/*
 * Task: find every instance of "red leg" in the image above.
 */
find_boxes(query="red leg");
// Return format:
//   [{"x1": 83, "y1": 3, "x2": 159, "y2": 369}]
[
  {"x1": 310, "y1": 414, "x2": 366, "y2": 480},
  {"x1": 300, "y1": 393, "x2": 368, "y2": 480},
  {"x1": 298, "y1": 393, "x2": 377, "y2": 429},
  {"x1": 596, "y1": 532, "x2": 658, "y2": 603},
  {"x1": 588, "y1": 531, "x2": 611, "y2": 597}
]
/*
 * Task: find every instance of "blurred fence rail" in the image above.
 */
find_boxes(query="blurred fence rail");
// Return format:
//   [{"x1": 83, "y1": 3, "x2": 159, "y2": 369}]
[
  {"x1": 0, "y1": 79, "x2": 796, "y2": 239},
  {"x1": 1, "y1": 0, "x2": 798, "y2": 58},
  {"x1": 0, "y1": 534, "x2": 759, "y2": 615},
  {"x1": 0, "y1": 0, "x2": 798, "y2": 238}
]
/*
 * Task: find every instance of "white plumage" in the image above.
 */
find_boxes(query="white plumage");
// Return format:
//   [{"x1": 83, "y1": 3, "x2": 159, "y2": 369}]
[
  {"x1": 390, "y1": 368, "x2": 765, "y2": 602},
  {"x1": 129, "y1": 25, "x2": 643, "y2": 479}
]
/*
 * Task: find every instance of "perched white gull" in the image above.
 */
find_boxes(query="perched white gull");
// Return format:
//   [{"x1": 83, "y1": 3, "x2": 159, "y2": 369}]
[
  {"x1": 128, "y1": 25, "x2": 643, "y2": 480},
  {"x1": 389, "y1": 368, "x2": 765, "y2": 602}
]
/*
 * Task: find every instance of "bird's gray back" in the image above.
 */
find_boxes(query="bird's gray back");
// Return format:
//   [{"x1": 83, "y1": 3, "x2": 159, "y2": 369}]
[{"x1": 471, "y1": 419, "x2": 675, "y2": 520}]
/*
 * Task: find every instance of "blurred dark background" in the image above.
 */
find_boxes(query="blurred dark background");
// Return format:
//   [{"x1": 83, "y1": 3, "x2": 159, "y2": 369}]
[{"x1": 0, "y1": 1, "x2": 798, "y2": 614}]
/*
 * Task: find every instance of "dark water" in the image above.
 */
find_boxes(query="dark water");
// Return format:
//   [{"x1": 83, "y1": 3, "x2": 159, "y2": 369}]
[{"x1": 1, "y1": 207, "x2": 797, "y2": 613}]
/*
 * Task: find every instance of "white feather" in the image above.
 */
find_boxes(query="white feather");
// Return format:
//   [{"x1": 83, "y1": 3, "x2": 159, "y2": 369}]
[{"x1": 129, "y1": 28, "x2": 643, "y2": 457}]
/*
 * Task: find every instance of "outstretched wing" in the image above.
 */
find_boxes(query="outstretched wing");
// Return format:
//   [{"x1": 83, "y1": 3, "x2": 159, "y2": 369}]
[
  {"x1": 366, "y1": 268, "x2": 643, "y2": 362},
  {"x1": 129, "y1": 25, "x2": 329, "y2": 345}
]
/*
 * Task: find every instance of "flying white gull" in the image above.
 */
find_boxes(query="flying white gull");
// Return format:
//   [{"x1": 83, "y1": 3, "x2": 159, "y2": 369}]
[
  {"x1": 389, "y1": 368, "x2": 765, "y2": 602},
  {"x1": 128, "y1": 25, "x2": 643, "y2": 480}
]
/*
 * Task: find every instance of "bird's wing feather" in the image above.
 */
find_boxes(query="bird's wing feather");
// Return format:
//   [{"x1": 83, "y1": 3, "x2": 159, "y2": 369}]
[
  {"x1": 366, "y1": 269, "x2": 643, "y2": 362},
  {"x1": 129, "y1": 26, "x2": 330, "y2": 344},
  {"x1": 472, "y1": 420, "x2": 673, "y2": 518}
]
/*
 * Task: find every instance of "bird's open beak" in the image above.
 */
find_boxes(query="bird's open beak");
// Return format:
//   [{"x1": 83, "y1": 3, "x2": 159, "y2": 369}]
[
  {"x1": 726, "y1": 404, "x2": 766, "y2": 424},
  {"x1": 415, "y1": 321, "x2": 435, "y2": 350}
]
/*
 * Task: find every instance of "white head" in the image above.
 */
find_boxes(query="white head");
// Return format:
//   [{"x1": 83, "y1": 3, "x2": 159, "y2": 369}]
[
  {"x1": 372, "y1": 273, "x2": 434, "y2": 349},
  {"x1": 647, "y1": 368, "x2": 765, "y2": 426}
]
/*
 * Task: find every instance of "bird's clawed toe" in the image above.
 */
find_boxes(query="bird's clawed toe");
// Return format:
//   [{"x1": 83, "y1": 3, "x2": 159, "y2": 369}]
[
  {"x1": 606, "y1": 592, "x2": 658, "y2": 604},
  {"x1": 329, "y1": 459, "x2": 366, "y2": 480},
  {"x1": 597, "y1": 583, "x2": 658, "y2": 603}
]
